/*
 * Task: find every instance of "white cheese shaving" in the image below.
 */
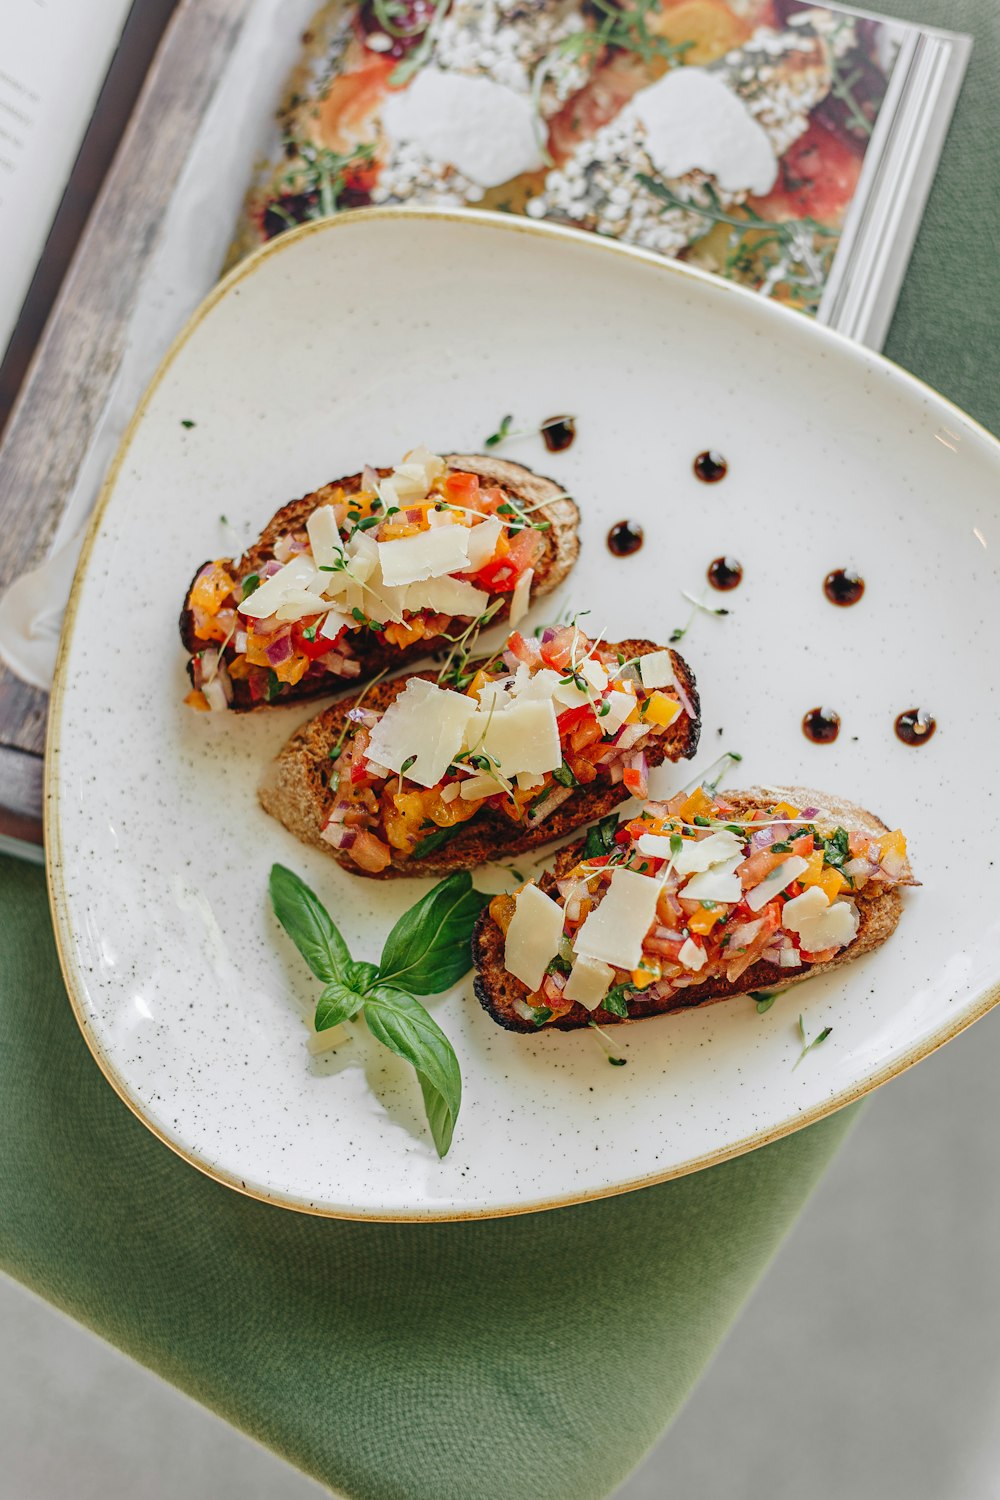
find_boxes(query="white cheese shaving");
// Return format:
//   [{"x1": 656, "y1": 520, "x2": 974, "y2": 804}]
[
  {"x1": 459, "y1": 772, "x2": 501, "y2": 800},
  {"x1": 509, "y1": 565, "x2": 534, "y2": 626},
  {"x1": 678, "y1": 937, "x2": 707, "y2": 971},
  {"x1": 320, "y1": 608, "x2": 351, "y2": 640},
  {"x1": 465, "y1": 698, "x2": 561, "y2": 777},
  {"x1": 672, "y1": 829, "x2": 744, "y2": 875},
  {"x1": 465, "y1": 515, "x2": 503, "y2": 571},
  {"x1": 564, "y1": 954, "x2": 615, "y2": 1011},
  {"x1": 404, "y1": 575, "x2": 489, "y2": 618},
  {"x1": 378, "y1": 526, "x2": 471, "y2": 586},
  {"x1": 580, "y1": 657, "x2": 608, "y2": 693},
  {"x1": 306, "y1": 505, "x2": 343, "y2": 571},
  {"x1": 504, "y1": 884, "x2": 565, "y2": 992},
  {"x1": 381, "y1": 65, "x2": 545, "y2": 189},
  {"x1": 365, "y1": 678, "x2": 476, "y2": 788},
  {"x1": 681, "y1": 856, "x2": 744, "y2": 905},
  {"x1": 274, "y1": 589, "x2": 336, "y2": 622},
  {"x1": 632, "y1": 66, "x2": 778, "y2": 195},
  {"x1": 515, "y1": 665, "x2": 562, "y2": 702},
  {"x1": 516, "y1": 771, "x2": 544, "y2": 791},
  {"x1": 635, "y1": 832, "x2": 678, "y2": 861},
  {"x1": 600, "y1": 689, "x2": 638, "y2": 734},
  {"x1": 782, "y1": 887, "x2": 860, "y2": 953},
  {"x1": 404, "y1": 446, "x2": 446, "y2": 487},
  {"x1": 573, "y1": 868, "x2": 661, "y2": 970},
  {"x1": 389, "y1": 462, "x2": 432, "y2": 500},
  {"x1": 238, "y1": 555, "x2": 320, "y2": 619},
  {"x1": 638, "y1": 649, "x2": 676, "y2": 691},
  {"x1": 744, "y1": 856, "x2": 809, "y2": 913}
]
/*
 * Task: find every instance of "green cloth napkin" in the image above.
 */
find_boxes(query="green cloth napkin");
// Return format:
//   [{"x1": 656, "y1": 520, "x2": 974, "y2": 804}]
[{"x1": 3, "y1": 1, "x2": 998, "y2": 1492}]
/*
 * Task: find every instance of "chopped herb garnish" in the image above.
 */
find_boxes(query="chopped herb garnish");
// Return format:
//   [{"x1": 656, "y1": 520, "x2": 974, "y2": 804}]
[
  {"x1": 583, "y1": 811, "x2": 620, "y2": 859},
  {"x1": 793, "y1": 1015, "x2": 833, "y2": 1068},
  {"x1": 400, "y1": 754, "x2": 417, "y2": 775},
  {"x1": 693, "y1": 815, "x2": 711, "y2": 827},
  {"x1": 820, "y1": 827, "x2": 851, "y2": 870},
  {"x1": 752, "y1": 991, "x2": 778, "y2": 1014},
  {"x1": 302, "y1": 624, "x2": 318, "y2": 643},
  {"x1": 265, "y1": 669, "x2": 285, "y2": 702},
  {"x1": 485, "y1": 414, "x2": 514, "y2": 448},
  {"x1": 553, "y1": 760, "x2": 577, "y2": 788},
  {"x1": 411, "y1": 825, "x2": 463, "y2": 860},
  {"x1": 546, "y1": 954, "x2": 572, "y2": 977},
  {"x1": 669, "y1": 832, "x2": 683, "y2": 857},
  {"x1": 180, "y1": 419, "x2": 196, "y2": 429},
  {"x1": 241, "y1": 574, "x2": 261, "y2": 600},
  {"x1": 532, "y1": 1005, "x2": 554, "y2": 1027},
  {"x1": 601, "y1": 984, "x2": 636, "y2": 1019}
]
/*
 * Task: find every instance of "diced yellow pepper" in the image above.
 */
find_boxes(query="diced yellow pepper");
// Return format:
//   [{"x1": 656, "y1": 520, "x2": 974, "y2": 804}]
[
  {"x1": 771, "y1": 800, "x2": 801, "y2": 820},
  {"x1": 184, "y1": 689, "x2": 209, "y2": 712},
  {"x1": 878, "y1": 829, "x2": 907, "y2": 862},
  {"x1": 272, "y1": 652, "x2": 310, "y2": 686},
  {"x1": 798, "y1": 849, "x2": 824, "y2": 886},
  {"x1": 817, "y1": 867, "x2": 846, "y2": 904},
  {"x1": 631, "y1": 963, "x2": 661, "y2": 990},
  {"x1": 645, "y1": 691, "x2": 682, "y2": 728},
  {"x1": 688, "y1": 904, "x2": 723, "y2": 935},
  {"x1": 678, "y1": 786, "x2": 713, "y2": 822},
  {"x1": 466, "y1": 669, "x2": 491, "y2": 699}
]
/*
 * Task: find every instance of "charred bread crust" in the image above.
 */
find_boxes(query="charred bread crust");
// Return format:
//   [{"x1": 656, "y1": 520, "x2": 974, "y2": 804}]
[
  {"x1": 180, "y1": 454, "x2": 581, "y2": 708},
  {"x1": 258, "y1": 641, "x2": 700, "y2": 876},
  {"x1": 472, "y1": 785, "x2": 909, "y2": 1032}
]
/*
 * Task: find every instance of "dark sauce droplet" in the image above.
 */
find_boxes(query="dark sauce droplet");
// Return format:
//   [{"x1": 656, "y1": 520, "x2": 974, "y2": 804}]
[
  {"x1": 824, "y1": 568, "x2": 865, "y2": 606},
  {"x1": 895, "y1": 708, "x2": 936, "y2": 746},
  {"x1": 541, "y1": 415, "x2": 576, "y2": 452},
  {"x1": 693, "y1": 449, "x2": 728, "y2": 483},
  {"x1": 803, "y1": 706, "x2": 841, "y2": 744},
  {"x1": 607, "y1": 519, "x2": 644, "y2": 557},
  {"x1": 707, "y1": 555, "x2": 743, "y2": 591}
]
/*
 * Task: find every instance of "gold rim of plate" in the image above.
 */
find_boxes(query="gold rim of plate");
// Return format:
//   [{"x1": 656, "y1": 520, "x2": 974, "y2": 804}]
[{"x1": 43, "y1": 206, "x2": 1000, "y2": 1221}]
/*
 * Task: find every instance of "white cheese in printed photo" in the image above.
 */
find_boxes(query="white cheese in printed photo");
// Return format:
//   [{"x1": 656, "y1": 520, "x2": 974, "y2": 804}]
[
  {"x1": 377, "y1": 525, "x2": 472, "y2": 586},
  {"x1": 381, "y1": 65, "x2": 545, "y2": 189},
  {"x1": 365, "y1": 678, "x2": 476, "y2": 788},
  {"x1": 632, "y1": 67, "x2": 779, "y2": 197},
  {"x1": 573, "y1": 868, "x2": 662, "y2": 971},
  {"x1": 504, "y1": 883, "x2": 565, "y2": 991}
]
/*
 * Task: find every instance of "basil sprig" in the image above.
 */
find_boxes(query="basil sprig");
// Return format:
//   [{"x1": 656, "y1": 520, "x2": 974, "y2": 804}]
[{"x1": 269, "y1": 865, "x2": 487, "y2": 1156}]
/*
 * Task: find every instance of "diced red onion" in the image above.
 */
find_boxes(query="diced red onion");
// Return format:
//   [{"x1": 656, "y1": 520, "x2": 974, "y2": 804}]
[
  {"x1": 761, "y1": 945, "x2": 783, "y2": 963},
  {"x1": 365, "y1": 759, "x2": 391, "y2": 780},
  {"x1": 727, "y1": 919, "x2": 763, "y2": 949},
  {"x1": 613, "y1": 723, "x2": 648, "y2": 754},
  {"x1": 265, "y1": 632, "x2": 293, "y2": 666},
  {"x1": 779, "y1": 949, "x2": 803, "y2": 968},
  {"x1": 750, "y1": 825, "x2": 779, "y2": 850},
  {"x1": 248, "y1": 670, "x2": 267, "y2": 702},
  {"x1": 234, "y1": 630, "x2": 248, "y2": 654},
  {"x1": 348, "y1": 706, "x2": 380, "y2": 728},
  {"x1": 626, "y1": 749, "x2": 649, "y2": 798},
  {"x1": 565, "y1": 900, "x2": 581, "y2": 923},
  {"x1": 543, "y1": 973, "x2": 566, "y2": 1001},
  {"x1": 261, "y1": 559, "x2": 283, "y2": 579},
  {"x1": 339, "y1": 658, "x2": 362, "y2": 677},
  {"x1": 362, "y1": 465, "x2": 380, "y2": 492},
  {"x1": 844, "y1": 857, "x2": 873, "y2": 879},
  {"x1": 406, "y1": 507, "x2": 422, "y2": 522},
  {"x1": 672, "y1": 675, "x2": 696, "y2": 721},
  {"x1": 203, "y1": 677, "x2": 229, "y2": 712},
  {"x1": 609, "y1": 760, "x2": 624, "y2": 784},
  {"x1": 526, "y1": 785, "x2": 573, "y2": 824},
  {"x1": 540, "y1": 627, "x2": 557, "y2": 643},
  {"x1": 320, "y1": 824, "x2": 356, "y2": 850},
  {"x1": 195, "y1": 649, "x2": 219, "y2": 686},
  {"x1": 800, "y1": 807, "x2": 819, "y2": 819}
]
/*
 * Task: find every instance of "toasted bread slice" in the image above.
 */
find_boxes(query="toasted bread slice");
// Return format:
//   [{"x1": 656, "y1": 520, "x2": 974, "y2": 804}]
[
  {"x1": 180, "y1": 453, "x2": 580, "y2": 709},
  {"x1": 259, "y1": 641, "x2": 701, "y2": 877},
  {"x1": 473, "y1": 785, "x2": 910, "y2": 1032}
]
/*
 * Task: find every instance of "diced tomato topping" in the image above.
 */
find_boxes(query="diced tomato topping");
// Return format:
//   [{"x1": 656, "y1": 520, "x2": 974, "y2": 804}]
[
  {"x1": 556, "y1": 704, "x2": 592, "y2": 734},
  {"x1": 504, "y1": 631, "x2": 535, "y2": 665},
  {"x1": 623, "y1": 766, "x2": 645, "y2": 795},
  {"x1": 291, "y1": 617, "x2": 343, "y2": 661},
  {"x1": 739, "y1": 847, "x2": 789, "y2": 889},
  {"x1": 442, "y1": 470, "x2": 480, "y2": 504},
  {"x1": 473, "y1": 527, "x2": 542, "y2": 592},
  {"x1": 790, "y1": 832, "x2": 815, "y2": 859}
]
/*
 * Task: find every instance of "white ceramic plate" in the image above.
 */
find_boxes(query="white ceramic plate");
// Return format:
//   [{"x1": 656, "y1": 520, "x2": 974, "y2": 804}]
[{"x1": 47, "y1": 209, "x2": 1000, "y2": 1220}]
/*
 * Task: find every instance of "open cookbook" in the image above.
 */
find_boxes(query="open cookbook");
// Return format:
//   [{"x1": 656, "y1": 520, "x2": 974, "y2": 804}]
[{"x1": 0, "y1": 0, "x2": 972, "y2": 850}]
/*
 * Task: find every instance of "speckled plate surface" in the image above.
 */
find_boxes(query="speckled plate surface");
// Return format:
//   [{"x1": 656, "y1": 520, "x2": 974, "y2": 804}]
[{"x1": 47, "y1": 209, "x2": 1000, "y2": 1220}]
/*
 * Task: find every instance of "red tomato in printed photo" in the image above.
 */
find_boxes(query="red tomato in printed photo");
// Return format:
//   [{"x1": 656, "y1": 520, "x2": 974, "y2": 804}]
[
  {"x1": 750, "y1": 119, "x2": 863, "y2": 224},
  {"x1": 547, "y1": 53, "x2": 651, "y2": 165},
  {"x1": 315, "y1": 53, "x2": 395, "y2": 152}
]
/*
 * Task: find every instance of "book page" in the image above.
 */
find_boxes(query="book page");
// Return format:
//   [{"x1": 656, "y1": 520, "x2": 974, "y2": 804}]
[{"x1": 0, "y1": 0, "x2": 133, "y2": 360}]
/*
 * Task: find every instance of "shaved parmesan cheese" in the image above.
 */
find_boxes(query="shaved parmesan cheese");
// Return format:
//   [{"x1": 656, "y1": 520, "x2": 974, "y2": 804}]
[
  {"x1": 638, "y1": 649, "x2": 676, "y2": 690},
  {"x1": 681, "y1": 857, "x2": 744, "y2": 904},
  {"x1": 515, "y1": 665, "x2": 561, "y2": 702},
  {"x1": 573, "y1": 869, "x2": 661, "y2": 970},
  {"x1": 378, "y1": 477, "x2": 402, "y2": 509},
  {"x1": 678, "y1": 937, "x2": 707, "y2": 971},
  {"x1": 320, "y1": 609, "x2": 351, "y2": 639},
  {"x1": 466, "y1": 698, "x2": 561, "y2": 776},
  {"x1": 306, "y1": 505, "x2": 343, "y2": 571},
  {"x1": 552, "y1": 675, "x2": 590, "y2": 710},
  {"x1": 516, "y1": 771, "x2": 544, "y2": 790},
  {"x1": 476, "y1": 677, "x2": 516, "y2": 713},
  {"x1": 782, "y1": 888, "x2": 859, "y2": 953},
  {"x1": 389, "y1": 462, "x2": 431, "y2": 500},
  {"x1": 635, "y1": 832, "x2": 678, "y2": 861},
  {"x1": 505, "y1": 884, "x2": 565, "y2": 991},
  {"x1": 275, "y1": 589, "x2": 335, "y2": 622},
  {"x1": 510, "y1": 566, "x2": 534, "y2": 627},
  {"x1": 601, "y1": 689, "x2": 638, "y2": 734},
  {"x1": 673, "y1": 829, "x2": 744, "y2": 875},
  {"x1": 465, "y1": 515, "x2": 503, "y2": 571},
  {"x1": 564, "y1": 954, "x2": 615, "y2": 1011},
  {"x1": 744, "y1": 856, "x2": 809, "y2": 913},
  {"x1": 580, "y1": 657, "x2": 608, "y2": 693},
  {"x1": 239, "y1": 556, "x2": 319, "y2": 619},
  {"x1": 404, "y1": 576, "x2": 489, "y2": 618},
  {"x1": 365, "y1": 678, "x2": 476, "y2": 788},
  {"x1": 404, "y1": 446, "x2": 446, "y2": 487},
  {"x1": 459, "y1": 772, "x2": 501, "y2": 800},
  {"x1": 378, "y1": 526, "x2": 471, "y2": 586}
]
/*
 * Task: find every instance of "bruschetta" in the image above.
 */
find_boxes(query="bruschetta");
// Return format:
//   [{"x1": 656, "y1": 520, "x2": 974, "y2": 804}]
[
  {"x1": 181, "y1": 447, "x2": 579, "y2": 710},
  {"x1": 473, "y1": 784, "x2": 914, "y2": 1031},
  {"x1": 259, "y1": 624, "x2": 701, "y2": 875}
]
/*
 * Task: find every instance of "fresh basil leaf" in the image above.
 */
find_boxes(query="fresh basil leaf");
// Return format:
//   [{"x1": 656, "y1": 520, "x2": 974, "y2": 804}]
[
  {"x1": 753, "y1": 991, "x2": 778, "y2": 1014},
  {"x1": 410, "y1": 825, "x2": 462, "y2": 860},
  {"x1": 583, "y1": 811, "x2": 620, "y2": 859},
  {"x1": 363, "y1": 985, "x2": 461, "y2": 1156},
  {"x1": 601, "y1": 984, "x2": 634, "y2": 1018},
  {"x1": 315, "y1": 981, "x2": 364, "y2": 1031},
  {"x1": 377, "y1": 871, "x2": 488, "y2": 994},
  {"x1": 820, "y1": 827, "x2": 850, "y2": 869},
  {"x1": 344, "y1": 960, "x2": 379, "y2": 993},
  {"x1": 269, "y1": 864, "x2": 351, "y2": 982}
]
